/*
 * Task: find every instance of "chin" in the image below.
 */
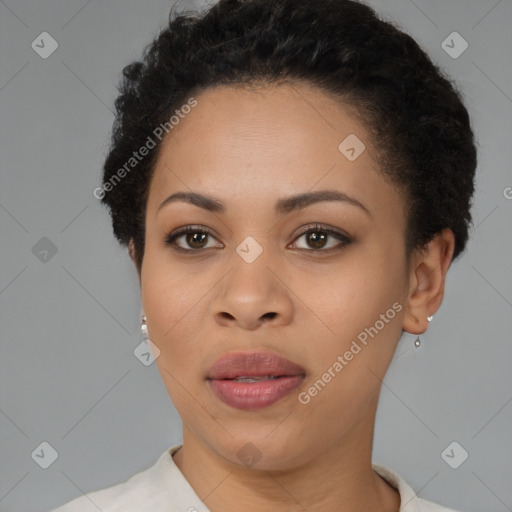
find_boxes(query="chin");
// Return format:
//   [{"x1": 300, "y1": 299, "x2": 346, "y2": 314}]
[{"x1": 207, "y1": 431, "x2": 312, "y2": 472}]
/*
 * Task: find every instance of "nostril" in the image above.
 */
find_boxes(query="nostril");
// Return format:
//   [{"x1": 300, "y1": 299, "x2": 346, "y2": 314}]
[{"x1": 262, "y1": 312, "x2": 277, "y2": 321}]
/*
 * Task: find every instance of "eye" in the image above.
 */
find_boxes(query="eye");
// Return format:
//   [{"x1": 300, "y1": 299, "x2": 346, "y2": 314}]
[
  {"x1": 165, "y1": 225, "x2": 221, "y2": 252},
  {"x1": 164, "y1": 223, "x2": 352, "y2": 253},
  {"x1": 290, "y1": 224, "x2": 352, "y2": 252}
]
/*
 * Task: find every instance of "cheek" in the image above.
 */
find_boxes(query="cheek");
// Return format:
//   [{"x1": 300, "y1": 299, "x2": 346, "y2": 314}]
[
  {"x1": 313, "y1": 254, "x2": 402, "y2": 335},
  {"x1": 141, "y1": 268, "x2": 215, "y2": 430},
  {"x1": 308, "y1": 252, "x2": 405, "y2": 383},
  {"x1": 141, "y1": 253, "x2": 204, "y2": 360}
]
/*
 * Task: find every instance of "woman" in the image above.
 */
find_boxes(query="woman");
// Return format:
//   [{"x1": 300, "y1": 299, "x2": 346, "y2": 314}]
[{"x1": 52, "y1": 0, "x2": 476, "y2": 510}]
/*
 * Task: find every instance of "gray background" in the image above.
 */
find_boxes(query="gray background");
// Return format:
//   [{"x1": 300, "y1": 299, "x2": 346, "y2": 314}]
[{"x1": 1, "y1": 0, "x2": 511, "y2": 510}]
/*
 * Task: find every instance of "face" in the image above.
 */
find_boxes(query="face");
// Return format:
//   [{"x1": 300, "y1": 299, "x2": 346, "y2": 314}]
[{"x1": 140, "y1": 82, "x2": 412, "y2": 470}]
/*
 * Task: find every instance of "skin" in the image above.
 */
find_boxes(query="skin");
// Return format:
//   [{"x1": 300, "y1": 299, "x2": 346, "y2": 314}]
[{"x1": 131, "y1": 82, "x2": 455, "y2": 512}]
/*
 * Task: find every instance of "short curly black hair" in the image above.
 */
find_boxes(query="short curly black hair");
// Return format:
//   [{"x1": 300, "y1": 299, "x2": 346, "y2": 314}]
[{"x1": 99, "y1": 0, "x2": 477, "y2": 271}]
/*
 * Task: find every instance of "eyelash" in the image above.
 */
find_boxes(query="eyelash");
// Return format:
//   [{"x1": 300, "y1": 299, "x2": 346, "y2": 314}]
[{"x1": 164, "y1": 224, "x2": 352, "y2": 254}]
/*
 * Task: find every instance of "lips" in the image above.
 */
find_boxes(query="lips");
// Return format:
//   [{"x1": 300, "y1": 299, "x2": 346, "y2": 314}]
[
  {"x1": 206, "y1": 351, "x2": 306, "y2": 380},
  {"x1": 206, "y1": 351, "x2": 306, "y2": 410}
]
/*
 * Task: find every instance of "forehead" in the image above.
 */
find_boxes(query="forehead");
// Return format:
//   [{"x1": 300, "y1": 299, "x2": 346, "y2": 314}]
[
  {"x1": 164, "y1": 82, "x2": 370, "y2": 159},
  {"x1": 147, "y1": 83, "x2": 405, "y2": 225}
]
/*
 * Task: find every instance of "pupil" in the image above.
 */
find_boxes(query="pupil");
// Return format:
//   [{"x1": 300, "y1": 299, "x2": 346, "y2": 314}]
[
  {"x1": 308, "y1": 231, "x2": 326, "y2": 249},
  {"x1": 188, "y1": 232, "x2": 207, "y2": 248},
  {"x1": 184, "y1": 231, "x2": 328, "y2": 249}
]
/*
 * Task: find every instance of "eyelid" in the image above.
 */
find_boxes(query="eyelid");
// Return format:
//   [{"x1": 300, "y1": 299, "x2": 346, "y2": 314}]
[
  {"x1": 164, "y1": 223, "x2": 352, "y2": 252},
  {"x1": 292, "y1": 223, "x2": 352, "y2": 244},
  {"x1": 164, "y1": 225, "x2": 222, "y2": 252}
]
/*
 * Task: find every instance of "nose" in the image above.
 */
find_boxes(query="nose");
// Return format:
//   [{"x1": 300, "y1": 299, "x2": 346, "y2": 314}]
[{"x1": 211, "y1": 261, "x2": 294, "y2": 331}]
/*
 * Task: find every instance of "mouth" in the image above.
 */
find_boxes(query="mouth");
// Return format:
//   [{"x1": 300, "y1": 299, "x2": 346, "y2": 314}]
[
  {"x1": 224, "y1": 375, "x2": 284, "y2": 382},
  {"x1": 206, "y1": 351, "x2": 306, "y2": 410}
]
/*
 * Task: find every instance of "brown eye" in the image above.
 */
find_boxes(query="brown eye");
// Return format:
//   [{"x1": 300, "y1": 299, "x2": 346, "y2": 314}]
[
  {"x1": 165, "y1": 226, "x2": 221, "y2": 251},
  {"x1": 305, "y1": 231, "x2": 328, "y2": 249},
  {"x1": 291, "y1": 224, "x2": 352, "y2": 252},
  {"x1": 183, "y1": 232, "x2": 209, "y2": 249},
  {"x1": 165, "y1": 223, "x2": 352, "y2": 254}
]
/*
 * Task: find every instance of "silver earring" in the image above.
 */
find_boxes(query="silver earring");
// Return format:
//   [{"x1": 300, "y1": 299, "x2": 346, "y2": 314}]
[
  {"x1": 141, "y1": 314, "x2": 148, "y2": 338},
  {"x1": 427, "y1": 315, "x2": 433, "y2": 322}
]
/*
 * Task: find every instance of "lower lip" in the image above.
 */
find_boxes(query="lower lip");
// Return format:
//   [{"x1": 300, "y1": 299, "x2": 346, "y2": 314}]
[{"x1": 208, "y1": 376, "x2": 304, "y2": 410}]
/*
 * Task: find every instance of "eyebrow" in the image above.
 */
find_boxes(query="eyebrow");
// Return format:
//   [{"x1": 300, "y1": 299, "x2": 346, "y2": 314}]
[{"x1": 157, "y1": 189, "x2": 371, "y2": 217}]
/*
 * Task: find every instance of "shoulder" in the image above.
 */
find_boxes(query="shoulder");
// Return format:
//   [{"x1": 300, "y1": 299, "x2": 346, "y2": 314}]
[
  {"x1": 415, "y1": 499, "x2": 461, "y2": 512},
  {"x1": 49, "y1": 445, "x2": 205, "y2": 512},
  {"x1": 372, "y1": 463, "x2": 462, "y2": 512},
  {"x1": 49, "y1": 456, "x2": 162, "y2": 512}
]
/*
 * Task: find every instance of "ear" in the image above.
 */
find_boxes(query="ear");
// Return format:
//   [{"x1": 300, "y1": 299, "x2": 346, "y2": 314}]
[
  {"x1": 402, "y1": 228, "x2": 455, "y2": 335},
  {"x1": 128, "y1": 237, "x2": 136, "y2": 262},
  {"x1": 128, "y1": 238, "x2": 141, "y2": 282}
]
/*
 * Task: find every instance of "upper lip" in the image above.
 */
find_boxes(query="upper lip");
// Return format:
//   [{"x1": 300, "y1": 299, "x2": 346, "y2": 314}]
[{"x1": 207, "y1": 351, "x2": 306, "y2": 380}]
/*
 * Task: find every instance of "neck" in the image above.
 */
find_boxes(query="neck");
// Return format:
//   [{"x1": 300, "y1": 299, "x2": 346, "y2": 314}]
[{"x1": 172, "y1": 403, "x2": 400, "y2": 512}]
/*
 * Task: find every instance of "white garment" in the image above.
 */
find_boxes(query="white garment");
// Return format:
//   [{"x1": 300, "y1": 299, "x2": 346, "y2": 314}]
[{"x1": 50, "y1": 445, "x2": 460, "y2": 512}]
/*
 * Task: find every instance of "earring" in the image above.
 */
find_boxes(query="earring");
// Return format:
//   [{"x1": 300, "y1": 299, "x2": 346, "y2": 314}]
[
  {"x1": 141, "y1": 314, "x2": 148, "y2": 338},
  {"x1": 415, "y1": 316, "x2": 433, "y2": 348}
]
